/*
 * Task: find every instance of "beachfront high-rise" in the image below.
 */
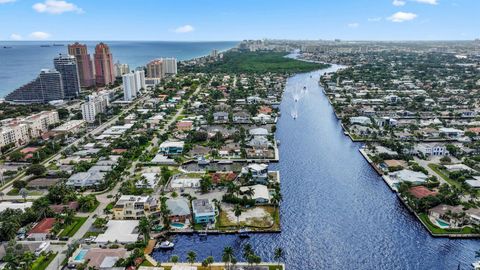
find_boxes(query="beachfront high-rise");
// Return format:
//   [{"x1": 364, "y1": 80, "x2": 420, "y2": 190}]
[
  {"x1": 146, "y1": 58, "x2": 177, "y2": 79},
  {"x1": 53, "y1": 54, "x2": 81, "y2": 99},
  {"x1": 146, "y1": 59, "x2": 165, "y2": 79},
  {"x1": 94, "y1": 42, "x2": 115, "y2": 86},
  {"x1": 5, "y1": 69, "x2": 64, "y2": 104},
  {"x1": 163, "y1": 58, "x2": 177, "y2": 75},
  {"x1": 114, "y1": 61, "x2": 130, "y2": 77},
  {"x1": 68, "y1": 42, "x2": 95, "y2": 88}
]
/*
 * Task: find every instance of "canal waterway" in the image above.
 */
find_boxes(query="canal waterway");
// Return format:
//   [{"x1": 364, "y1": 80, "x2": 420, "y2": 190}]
[{"x1": 153, "y1": 65, "x2": 479, "y2": 269}]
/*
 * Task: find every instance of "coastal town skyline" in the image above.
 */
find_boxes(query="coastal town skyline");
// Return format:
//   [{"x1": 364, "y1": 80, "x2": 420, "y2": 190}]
[{"x1": 1, "y1": 0, "x2": 480, "y2": 41}]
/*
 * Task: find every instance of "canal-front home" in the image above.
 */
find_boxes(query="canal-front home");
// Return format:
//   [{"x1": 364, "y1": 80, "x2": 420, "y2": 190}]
[
  {"x1": 240, "y1": 184, "x2": 270, "y2": 204},
  {"x1": 241, "y1": 163, "x2": 269, "y2": 184},
  {"x1": 192, "y1": 199, "x2": 216, "y2": 224},
  {"x1": 166, "y1": 198, "x2": 191, "y2": 223}
]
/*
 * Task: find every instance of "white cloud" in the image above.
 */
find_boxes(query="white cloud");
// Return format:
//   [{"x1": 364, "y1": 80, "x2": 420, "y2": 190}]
[
  {"x1": 10, "y1": 33, "x2": 22, "y2": 40},
  {"x1": 29, "y1": 31, "x2": 51, "y2": 40},
  {"x1": 368, "y1": 17, "x2": 382, "y2": 22},
  {"x1": 347, "y1": 23, "x2": 360, "y2": 28},
  {"x1": 33, "y1": 0, "x2": 83, "y2": 14},
  {"x1": 173, "y1": 25, "x2": 195, "y2": 33},
  {"x1": 0, "y1": 0, "x2": 16, "y2": 4},
  {"x1": 393, "y1": 0, "x2": 406, "y2": 6},
  {"x1": 413, "y1": 0, "x2": 438, "y2": 4},
  {"x1": 387, "y1": 12, "x2": 418, "y2": 22}
]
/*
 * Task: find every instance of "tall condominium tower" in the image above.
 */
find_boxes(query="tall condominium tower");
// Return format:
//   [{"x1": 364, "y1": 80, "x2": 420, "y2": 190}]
[
  {"x1": 94, "y1": 42, "x2": 115, "y2": 86},
  {"x1": 163, "y1": 57, "x2": 177, "y2": 75},
  {"x1": 146, "y1": 59, "x2": 165, "y2": 79},
  {"x1": 53, "y1": 54, "x2": 81, "y2": 99},
  {"x1": 5, "y1": 69, "x2": 64, "y2": 104},
  {"x1": 114, "y1": 61, "x2": 130, "y2": 77},
  {"x1": 122, "y1": 73, "x2": 136, "y2": 101},
  {"x1": 68, "y1": 42, "x2": 95, "y2": 87}
]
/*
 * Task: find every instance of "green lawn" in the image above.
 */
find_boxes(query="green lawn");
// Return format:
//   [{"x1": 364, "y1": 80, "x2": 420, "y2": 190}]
[
  {"x1": 59, "y1": 217, "x2": 88, "y2": 238},
  {"x1": 183, "y1": 51, "x2": 330, "y2": 74},
  {"x1": 32, "y1": 252, "x2": 57, "y2": 270},
  {"x1": 82, "y1": 231, "x2": 101, "y2": 238},
  {"x1": 418, "y1": 213, "x2": 473, "y2": 235},
  {"x1": 269, "y1": 266, "x2": 284, "y2": 270},
  {"x1": 428, "y1": 164, "x2": 462, "y2": 188}
]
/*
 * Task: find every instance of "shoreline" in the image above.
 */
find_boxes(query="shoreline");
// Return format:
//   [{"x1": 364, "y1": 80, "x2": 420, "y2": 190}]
[{"x1": 310, "y1": 62, "x2": 480, "y2": 239}]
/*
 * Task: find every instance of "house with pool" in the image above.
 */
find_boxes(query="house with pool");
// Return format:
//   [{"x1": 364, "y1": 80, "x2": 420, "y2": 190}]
[
  {"x1": 192, "y1": 199, "x2": 217, "y2": 224},
  {"x1": 166, "y1": 198, "x2": 191, "y2": 226}
]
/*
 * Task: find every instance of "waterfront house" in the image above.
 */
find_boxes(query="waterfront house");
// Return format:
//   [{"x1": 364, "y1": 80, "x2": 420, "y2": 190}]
[
  {"x1": 159, "y1": 140, "x2": 184, "y2": 155},
  {"x1": 240, "y1": 184, "x2": 270, "y2": 204},
  {"x1": 389, "y1": 169, "x2": 428, "y2": 185},
  {"x1": 166, "y1": 198, "x2": 191, "y2": 223},
  {"x1": 349, "y1": 116, "x2": 372, "y2": 126},
  {"x1": 247, "y1": 136, "x2": 272, "y2": 149},
  {"x1": 192, "y1": 199, "x2": 216, "y2": 224},
  {"x1": 241, "y1": 164, "x2": 269, "y2": 184},
  {"x1": 408, "y1": 186, "x2": 438, "y2": 199}
]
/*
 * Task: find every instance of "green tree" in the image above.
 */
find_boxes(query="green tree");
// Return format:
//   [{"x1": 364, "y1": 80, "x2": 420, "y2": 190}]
[
  {"x1": 234, "y1": 204, "x2": 242, "y2": 228},
  {"x1": 26, "y1": 164, "x2": 46, "y2": 176},
  {"x1": 274, "y1": 247, "x2": 285, "y2": 266},
  {"x1": 139, "y1": 217, "x2": 151, "y2": 244},
  {"x1": 187, "y1": 250, "x2": 197, "y2": 265},
  {"x1": 170, "y1": 255, "x2": 179, "y2": 264}
]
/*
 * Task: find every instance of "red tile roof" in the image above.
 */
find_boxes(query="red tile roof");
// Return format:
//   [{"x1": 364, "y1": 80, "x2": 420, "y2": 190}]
[
  {"x1": 28, "y1": 218, "x2": 56, "y2": 234},
  {"x1": 408, "y1": 186, "x2": 438, "y2": 199}
]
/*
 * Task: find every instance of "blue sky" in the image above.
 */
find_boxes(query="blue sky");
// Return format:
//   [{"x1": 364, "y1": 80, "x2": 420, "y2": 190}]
[{"x1": 0, "y1": 0, "x2": 478, "y2": 41}]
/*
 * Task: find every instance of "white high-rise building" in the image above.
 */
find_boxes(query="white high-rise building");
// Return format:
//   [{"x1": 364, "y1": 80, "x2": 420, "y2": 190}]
[
  {"x1": 163, "y1": 58, "x2": 177, "y2": 75},
  {"x1": 134, "y1": 70, "x2": 146, "y2": 92},
  {"x1": 123, "y1": 73, "x2": 137, "y2": 101},
  {"x1": 81, "y1": 93, "x2": 109, "y2": 123},
  {"x1": 114, "y1": 61, "x2": 130, "y2": 77}
]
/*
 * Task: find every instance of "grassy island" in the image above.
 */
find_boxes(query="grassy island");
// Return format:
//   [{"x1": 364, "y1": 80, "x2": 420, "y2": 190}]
[{"x1": 183, "y1": 51, "x2": 330, "y2": 74}]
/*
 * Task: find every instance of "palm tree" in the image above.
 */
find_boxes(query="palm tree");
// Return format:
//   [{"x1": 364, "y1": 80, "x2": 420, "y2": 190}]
[
  {"x1": 233, "y1": 204, "x2": 242, "y2": 228},
  {"x1": 222, "y1": 246, "x2": 234, "y2": 270},
  {"x1": 205, "y1": 256, "x2": 214, "y2": 269},
  {"x1": 274, "y1": 247, "x2": 284, "y2": 266},
  {"x1": 138, "y1": 217, "x2": 151, "y2": 244},
  {"x1": 0, "y1": 191, "x2": 4, "y2": 201},
  {"x1": 170, "y1": 255, "x2": 179, "y2": 264},
  {"x1": 243, "y1": 243, "x2": 253, "y2": 260},
  {"x1": 270, "y1": 191, "x2": 282, "y2": 218},
  {"x1": 187, "y1": 250, "x2": 197, "y2": 265}
]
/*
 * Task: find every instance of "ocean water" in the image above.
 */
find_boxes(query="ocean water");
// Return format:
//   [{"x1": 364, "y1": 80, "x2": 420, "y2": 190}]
[
  {"x1": 0, "y1": 41, "x2": 238, "y2": 97},
  {"x1": 153, "y1": 66, "x2": 480, "y2": 269}
]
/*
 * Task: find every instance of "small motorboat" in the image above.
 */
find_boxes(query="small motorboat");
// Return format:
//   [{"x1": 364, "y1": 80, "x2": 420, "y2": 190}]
[
  {"x1": 238, "y1": 228, "x2": 250, "y2": 238},
  {"x1": 472, "y1": 260, "x2": 480, "y2": 270},
  {"x1": 156, "y1": 241, "x2": 174, "y2": 249}
]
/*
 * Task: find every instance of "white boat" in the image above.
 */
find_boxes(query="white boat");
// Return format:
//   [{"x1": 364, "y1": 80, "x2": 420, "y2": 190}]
[
  {"x1": 238, "y1": 228, "x2": 251, "y2": 238},
  {"x1": 472, "y1": 261, "x2": 480, "y2": 270},
  {"x1": 156, "y1": 241, "x2": 174, "y2": 249}
]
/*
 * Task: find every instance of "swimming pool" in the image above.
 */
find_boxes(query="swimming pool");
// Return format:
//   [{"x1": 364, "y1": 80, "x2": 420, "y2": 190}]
[
  {"x1": 436, "y1": 219, "x2": 450, "y2": 228},
  {"x1": 171, "y1": 222, "x2": 185, "y2": 229},
  {"x1": 74, "y1": 249, "x2": 88, "y2": 261}
]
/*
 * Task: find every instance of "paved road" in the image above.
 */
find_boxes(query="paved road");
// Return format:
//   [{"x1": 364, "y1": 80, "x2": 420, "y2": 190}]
[{"x1": 46, "y1": 85, "x2": 203, "y2": 269}]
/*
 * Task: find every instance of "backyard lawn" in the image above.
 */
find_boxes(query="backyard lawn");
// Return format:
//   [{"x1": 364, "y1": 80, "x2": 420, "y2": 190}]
[
  {"x1": 32, "y1": 252, "x2": 57, "y2": 270},
  {"x1": 59, "y1": 217, "x2": 88, "y2": 238}
]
